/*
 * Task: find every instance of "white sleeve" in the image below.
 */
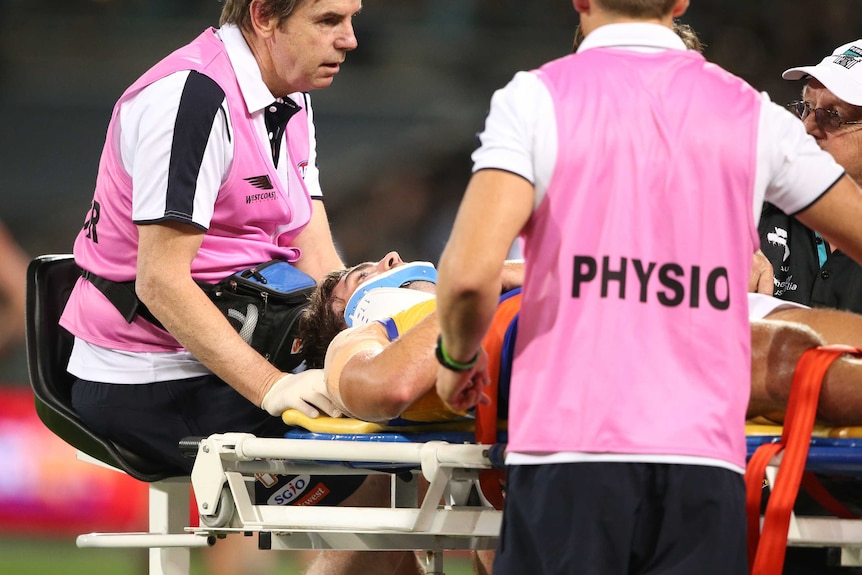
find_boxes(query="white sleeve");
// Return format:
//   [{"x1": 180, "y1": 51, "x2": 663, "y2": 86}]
[
  {"x1": 119, "y1": 71, "x2": 232, "y2": 230},
  {"x1": 756, "y1": 92, "x2": 845, "y2": 217},
  {"x1": 302, "y1": 93, "x2": 324, "y2": 200},
  {"x1": 471, "y1": 71, "x2": 557, "y2": 208}
]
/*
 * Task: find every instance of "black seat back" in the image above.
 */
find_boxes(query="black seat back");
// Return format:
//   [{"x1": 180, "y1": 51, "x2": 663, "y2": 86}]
[{"x1": 25, "y1": 254, "x2": 181, "y2": 482}]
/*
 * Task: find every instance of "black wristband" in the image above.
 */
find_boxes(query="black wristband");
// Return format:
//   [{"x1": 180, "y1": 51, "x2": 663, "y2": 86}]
[{"x1": 435, "y1": 334, "x2": 479, "y2": 372}]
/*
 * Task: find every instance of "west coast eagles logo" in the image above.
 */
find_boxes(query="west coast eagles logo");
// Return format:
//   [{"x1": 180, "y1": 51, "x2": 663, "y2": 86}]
[{"x1": 244, "y1": 175, "x2": 274, "y2": 190}]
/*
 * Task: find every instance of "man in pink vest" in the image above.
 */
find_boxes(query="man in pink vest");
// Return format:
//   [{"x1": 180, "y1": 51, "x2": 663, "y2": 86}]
[
  {"x1": 435, "y1": 1, "x2": 862, "y2": 573},
  {"x1": 58, "y1": 2, "x2": 427, "y2": 573}
]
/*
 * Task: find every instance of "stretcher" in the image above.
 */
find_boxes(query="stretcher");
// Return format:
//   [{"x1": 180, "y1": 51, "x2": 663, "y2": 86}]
[
  {"x1": 65, "y1": 345, "x2": 862, "y2": 575},
  {"x1": 76, "y1": 417, "x2": 506, "y2": 575},
  {"x1": 71, "y1": 414, "x2": 862, "y2": 575},
  {"x1": 42, "y1": 352, "x2": 862, "y2": 575}
]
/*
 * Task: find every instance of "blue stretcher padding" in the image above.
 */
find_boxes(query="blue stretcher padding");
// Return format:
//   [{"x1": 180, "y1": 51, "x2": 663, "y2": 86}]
[{"x1": 746, "y1": 435, "x2": 862, "y2": 476}]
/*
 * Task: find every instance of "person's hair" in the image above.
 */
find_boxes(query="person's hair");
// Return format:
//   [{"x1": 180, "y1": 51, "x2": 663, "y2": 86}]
[
  {"x1": 572, "y1": 20, "x2": 704, "y2": 53},
  {"x1": 595, "y1": 0, "x2": 678, "y2": 20},
  {"x1": 670, "y1": 21, "x2": 704, "y2": 52},
  {"x1": 219, "y1": 0, "x2": 311, "y2": 32},
  {"x1": 298, "y1": 269, "x2": 350, "y2": 369}
]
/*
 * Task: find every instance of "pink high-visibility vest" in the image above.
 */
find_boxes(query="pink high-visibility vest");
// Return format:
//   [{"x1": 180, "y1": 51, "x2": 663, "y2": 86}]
[
  {"x1": 510, "y1": 48, "x2": 760, "y2": 469},
  {"x1": 61, "y1": 29, "x2": 313, "y2": 351}
]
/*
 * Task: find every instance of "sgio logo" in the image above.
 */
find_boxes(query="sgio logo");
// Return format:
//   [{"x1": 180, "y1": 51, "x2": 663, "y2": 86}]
[{"x1": 267, "y1": 475, "x2": 310, "y2": 505}]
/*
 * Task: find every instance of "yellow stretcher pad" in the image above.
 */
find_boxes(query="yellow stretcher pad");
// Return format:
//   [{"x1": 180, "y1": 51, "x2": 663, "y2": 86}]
[
  {"x1": 282, "y1": 409, "x2": 479, "y2": 435},
  {"x1": 745, "y1": 421, "x2": 862, "y2": 439}
]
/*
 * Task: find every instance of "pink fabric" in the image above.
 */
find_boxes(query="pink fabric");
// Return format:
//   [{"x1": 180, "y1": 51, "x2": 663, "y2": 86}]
[
  {"x1": 61, "y1": 29, "x2": 312, "y2": 351},
  {"x1": 510, "y1": 48, "x2": 761, "y2": 469}
]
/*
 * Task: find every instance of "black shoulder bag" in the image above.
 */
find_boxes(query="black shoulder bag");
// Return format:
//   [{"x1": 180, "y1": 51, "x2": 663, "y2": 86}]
[{"x1": 82, "y1": 260, "x2": 316, "y2": 373}]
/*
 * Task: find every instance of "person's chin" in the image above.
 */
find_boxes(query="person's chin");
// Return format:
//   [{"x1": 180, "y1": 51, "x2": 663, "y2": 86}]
[
  {"x1": 321, "y1": 64, "x2": 341, "y2": 78},
  {"x1": 310, "y1": 75, "x2": 336, "y2": 91},
  {"x1": 407, "y1": 280, "x2": 437, "y2": 294}
]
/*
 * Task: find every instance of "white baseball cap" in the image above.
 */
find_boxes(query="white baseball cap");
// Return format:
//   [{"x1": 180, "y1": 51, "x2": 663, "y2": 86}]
[{"x1": 782, "y1": 40, "x2": 862, "y2": 106}]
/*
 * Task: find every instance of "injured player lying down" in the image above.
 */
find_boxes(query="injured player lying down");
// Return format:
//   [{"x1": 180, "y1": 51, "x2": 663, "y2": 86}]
[{"x1": 297, "y1": 252, "x2": 862, "y2": 428}]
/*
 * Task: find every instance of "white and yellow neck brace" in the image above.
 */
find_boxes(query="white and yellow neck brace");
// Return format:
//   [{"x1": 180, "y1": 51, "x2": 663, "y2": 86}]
[{"x1": 343, "y1": 262, "x2": 437, "y2": 327}]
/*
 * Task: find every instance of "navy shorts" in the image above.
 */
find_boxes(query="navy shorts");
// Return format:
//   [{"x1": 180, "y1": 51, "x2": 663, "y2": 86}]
[
  {"x1": 71, "y1": 375, "x2": 365, "y2": 506},
  {"x1": 494, "y1": 461, "x2": 747, "y2": 575}
]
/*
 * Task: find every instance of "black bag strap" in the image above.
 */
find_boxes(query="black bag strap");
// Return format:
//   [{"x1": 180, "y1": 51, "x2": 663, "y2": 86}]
[{"x1": 80, "y1": 269, "x2": 164, "y2": 328}]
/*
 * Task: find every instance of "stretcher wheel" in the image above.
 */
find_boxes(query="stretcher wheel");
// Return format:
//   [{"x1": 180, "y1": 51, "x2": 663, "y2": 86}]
[{"x1": 199, "y1": 487, "x2": 235, "y2": 528}]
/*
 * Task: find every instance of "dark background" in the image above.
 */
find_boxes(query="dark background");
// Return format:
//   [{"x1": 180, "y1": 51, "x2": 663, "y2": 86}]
[{"x1": 1, "y1": 0, "x2": 861, "y2": 380}]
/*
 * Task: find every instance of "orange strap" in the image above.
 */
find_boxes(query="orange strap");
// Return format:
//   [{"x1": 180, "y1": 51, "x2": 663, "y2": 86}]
[{"x1": 745, "y1": 344, "x2": 860, "y2": 575}]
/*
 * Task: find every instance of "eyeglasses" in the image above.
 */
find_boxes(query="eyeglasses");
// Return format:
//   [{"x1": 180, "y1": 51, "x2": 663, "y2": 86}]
[{"x1": 787, "y1": 100, "x2": 862, "y2": 133}]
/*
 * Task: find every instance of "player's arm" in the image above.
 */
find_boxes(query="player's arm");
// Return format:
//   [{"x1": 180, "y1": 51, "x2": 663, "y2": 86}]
[
  {"x1": 436, "y1": 169, "x2": 533, "y2": 410},
  {"x1": 325, "y1": 312, "x2": 440, "y2": 422}
]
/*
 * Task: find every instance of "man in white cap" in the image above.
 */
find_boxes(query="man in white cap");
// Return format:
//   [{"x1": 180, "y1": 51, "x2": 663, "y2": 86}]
[{"x1": 760, "y1": 40, "x2": 862, "y2": 313}]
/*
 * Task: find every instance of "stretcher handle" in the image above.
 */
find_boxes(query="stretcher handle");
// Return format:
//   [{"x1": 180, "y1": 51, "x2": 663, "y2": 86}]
[{"x1": 179, "y1": 436, "x2": 205, "y2": 458}]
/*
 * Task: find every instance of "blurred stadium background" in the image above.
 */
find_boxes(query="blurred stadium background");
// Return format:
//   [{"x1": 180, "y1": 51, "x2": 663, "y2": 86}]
[{"x1": 1, "y1": 1, "x2": 861, "y2": 573}]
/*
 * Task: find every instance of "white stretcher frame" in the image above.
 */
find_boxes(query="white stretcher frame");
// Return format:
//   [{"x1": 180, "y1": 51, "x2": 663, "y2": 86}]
[
  {"x1": 75, "y1": 432, "x2": 502, "y2": 575},
  {"x1": 71, "y1": 431, "x2": 862, "y2": 574}
]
